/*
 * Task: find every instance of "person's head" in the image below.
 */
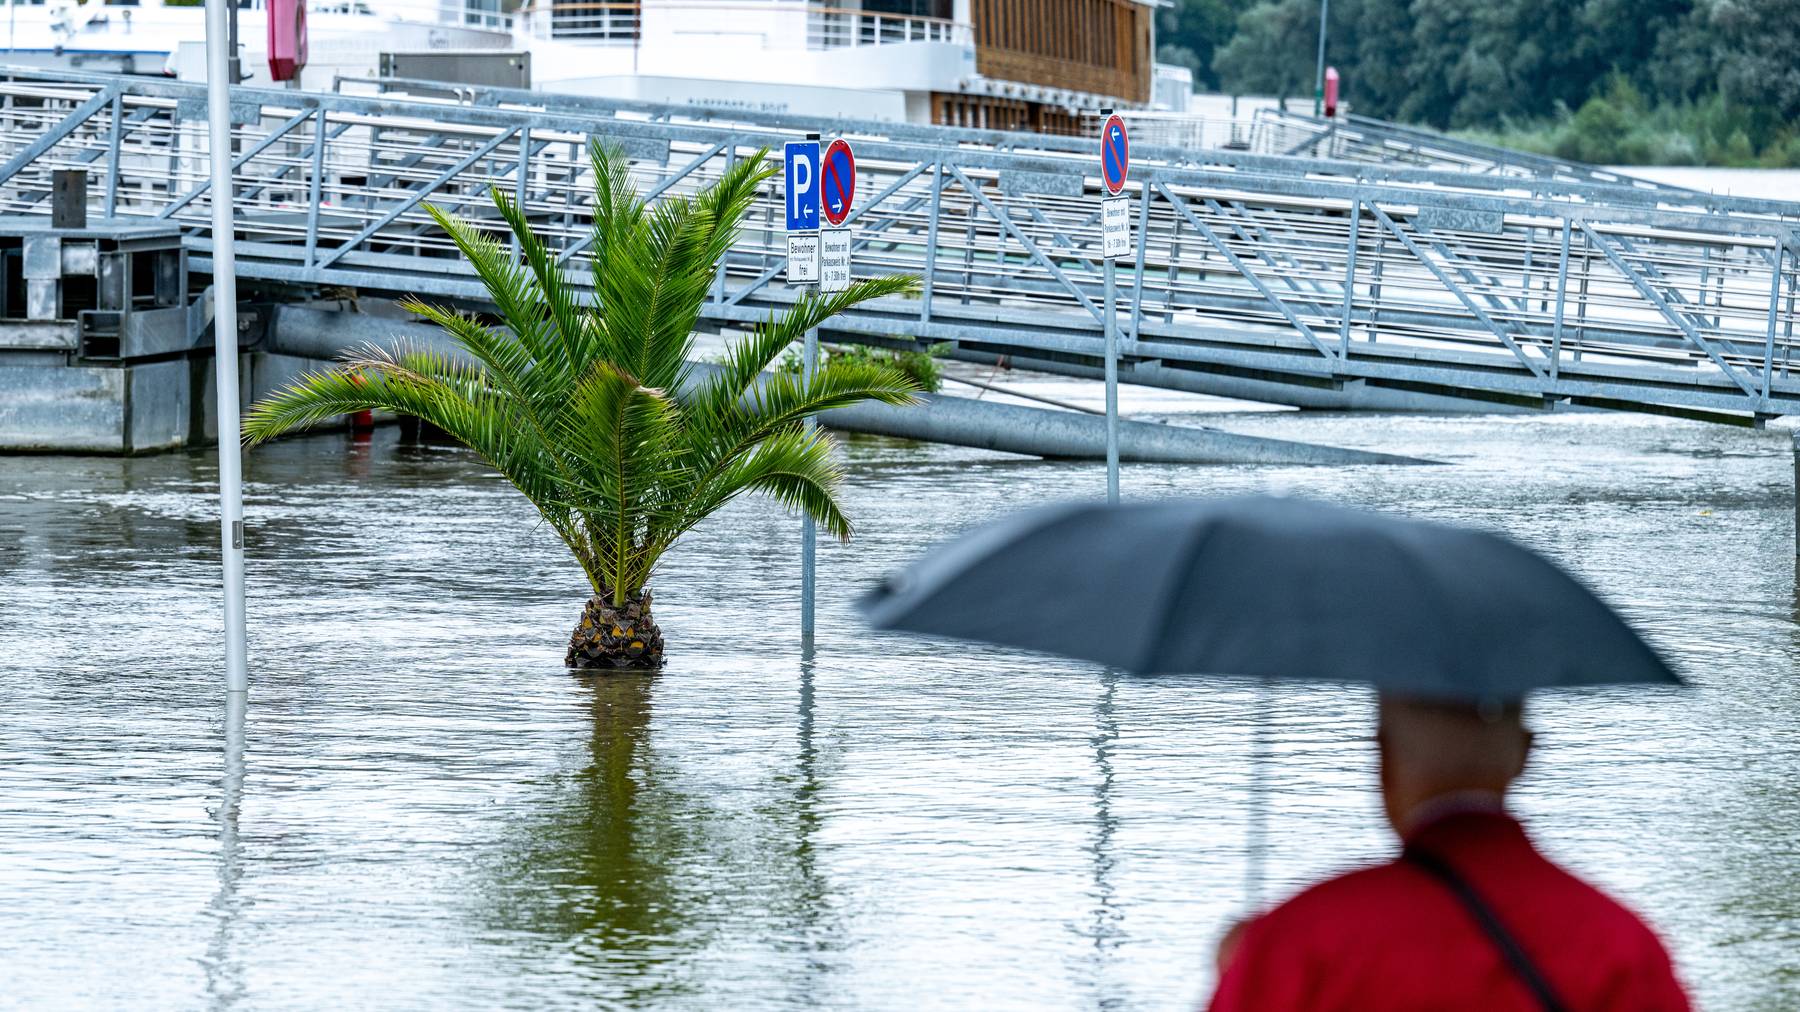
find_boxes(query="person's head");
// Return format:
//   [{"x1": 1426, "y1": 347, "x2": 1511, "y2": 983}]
[{"x1": 1375, "y1": 694, "x2": 1534, "y2": 836}]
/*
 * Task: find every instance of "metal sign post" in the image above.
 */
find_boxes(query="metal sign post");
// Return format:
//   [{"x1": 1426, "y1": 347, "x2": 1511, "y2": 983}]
[
  {"x1": 207, "y1": 0, "x2": 248, "y2": 692},
  {"x1": 1099, "y1": 111, "x2": 1131, "y2": 505},
  {"x1": 1314, "y1": 0, "x2": 1330, "y2": 117},
  {"x1": 787, "y1": 135, "x2": 823, "y2": 653}
]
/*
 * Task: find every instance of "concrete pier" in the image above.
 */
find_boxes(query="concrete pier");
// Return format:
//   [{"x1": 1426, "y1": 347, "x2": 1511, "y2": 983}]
[{"x1": 0, "y1": 222, "x2": 208, "y2": 453}]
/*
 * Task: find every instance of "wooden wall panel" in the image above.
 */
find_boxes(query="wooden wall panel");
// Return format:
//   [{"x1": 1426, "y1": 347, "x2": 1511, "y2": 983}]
[{"x1": 971, "y1": 0, "x2": 1151, "y2": 104}]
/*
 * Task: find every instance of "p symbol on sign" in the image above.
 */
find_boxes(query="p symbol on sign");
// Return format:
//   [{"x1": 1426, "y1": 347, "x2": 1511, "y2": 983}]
[
  {"x1": 791, "y1": 157, "x2": 812, "y2": 220},
  {"x1": 784, "y1": 140, "x2": 821, "y2": 232}
]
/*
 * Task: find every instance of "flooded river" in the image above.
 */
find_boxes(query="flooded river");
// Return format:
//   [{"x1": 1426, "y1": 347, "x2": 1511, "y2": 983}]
[{"x1": 2, "y1": 382, "x2": 1796, "y2": 1010}]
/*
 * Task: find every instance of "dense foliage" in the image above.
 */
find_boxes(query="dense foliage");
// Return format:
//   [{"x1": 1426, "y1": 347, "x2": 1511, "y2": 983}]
[
  {"x1": 779, "y1": 343, "x2": 948, "y2": 394},
  {"x1": 244, "y1": 146, "x2": 920, "y2": 606},
  {"x1": 1157, "y1": 0, "x2": 1800, "y2": 165}
]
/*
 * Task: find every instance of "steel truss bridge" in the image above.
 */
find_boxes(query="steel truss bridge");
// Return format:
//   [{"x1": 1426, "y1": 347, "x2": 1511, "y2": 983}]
[{"x1": 3, "y1": 66, "x2": 1799, "y2": 420}]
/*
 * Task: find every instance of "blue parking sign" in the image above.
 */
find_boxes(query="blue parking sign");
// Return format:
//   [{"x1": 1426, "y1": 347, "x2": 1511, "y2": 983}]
[{"x1": 784, "y1": 140, "x2": 821, "y2": 232}]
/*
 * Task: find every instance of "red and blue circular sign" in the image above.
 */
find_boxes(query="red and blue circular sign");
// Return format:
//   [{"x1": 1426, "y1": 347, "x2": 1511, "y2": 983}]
[
  {"x1": 821, "y1": 138, "x2": 856, "y2": 227},
  {"x1": 1100, "y1": 113, "x2": 1129, "y2": 195}
]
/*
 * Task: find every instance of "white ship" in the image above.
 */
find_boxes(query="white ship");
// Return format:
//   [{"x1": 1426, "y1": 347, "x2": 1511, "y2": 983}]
[
  {"x1": 0, "y1": 0, "x2": 1188, "y2": 128},
  {"x1": 0, "y1": 0, "x2": 511, "y2": 80}
]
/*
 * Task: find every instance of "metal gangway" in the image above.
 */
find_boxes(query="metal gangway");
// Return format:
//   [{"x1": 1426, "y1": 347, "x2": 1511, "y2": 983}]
[
  {"x1": 3, "y1": 66, "x2": 1798, "y2": 420},
  {"x1": 1250, "y1": 108, "x2": 1690, "y2": 193}
]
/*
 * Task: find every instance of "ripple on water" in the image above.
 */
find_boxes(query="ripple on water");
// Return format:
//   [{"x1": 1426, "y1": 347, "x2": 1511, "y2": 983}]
[{"x1": 0, "y1": 409, "x2": 1796, "y2": 1010}]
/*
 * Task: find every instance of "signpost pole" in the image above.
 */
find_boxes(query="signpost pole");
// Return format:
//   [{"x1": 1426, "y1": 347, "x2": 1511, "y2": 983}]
[
  {"x1": 207, "y1": 0, "x2": 248, "y2": 693},
  {"x1": 796, "y1": 134, "x2": 856, "y2": 657},
  {"x1": 1104, "y1": 256, "x2": 1118, "y2": 504},
  {"x1": 802, "y1": 320, "x2": 818, "y2": 655},
  {"x1": 799, "y1": 133, "x2": 822, "y2": 657},
  {"x1": 1098, "y1": 109, "x2": 1129, "y2": 505},
  {"x1": 1314, "y1": 0, "x2": 1330, "y2": 117}
]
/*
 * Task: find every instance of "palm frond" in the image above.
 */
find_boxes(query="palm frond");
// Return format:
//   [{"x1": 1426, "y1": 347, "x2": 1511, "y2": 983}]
[
  {"x1": 250, "y1": 138, "x2": 923, "y2": 603},
  {"x1": 599, "y1": 195, "x2": 719, "y2": 391},
  {"x1": 680, "y1": 425, "x2": 853, "y2": 547},
  {"x1": 684, "y1": 275, "x2": 918, "y2": 412},
  {"x1": 484, "y1": 187, "x2": 596, "y2": 373},
  {"x1": 242, "y1": 346, "x2": 578, "y2": 546},
  {"x1": 549, "y1": 361, "x2": 690, "y2": 597},
  {"x1": 587, "y1": 140, "x2": 644, "y2": 279},
  {"x1": 693, "y1": 149, "x2": 775, "y2": 268}
]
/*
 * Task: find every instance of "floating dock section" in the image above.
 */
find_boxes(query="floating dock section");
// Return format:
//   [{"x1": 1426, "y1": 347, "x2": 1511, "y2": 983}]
[{"x1": 274, "y1": 307, "x2": 1424, "y2": 467}]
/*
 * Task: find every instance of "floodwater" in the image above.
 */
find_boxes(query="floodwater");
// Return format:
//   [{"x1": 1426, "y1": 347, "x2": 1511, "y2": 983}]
[
  {"x1": 2, "y1": 378, "x2": 1797, "y2": 1010},
  {"x1": 1604, "y1": 165, "x2": 1800, "y2": 202}
]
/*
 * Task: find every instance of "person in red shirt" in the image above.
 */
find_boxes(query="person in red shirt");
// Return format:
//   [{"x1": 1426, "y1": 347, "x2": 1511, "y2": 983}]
[{"x1": 1208, "y1": 694, "x2": 1690, "y2": 1011}]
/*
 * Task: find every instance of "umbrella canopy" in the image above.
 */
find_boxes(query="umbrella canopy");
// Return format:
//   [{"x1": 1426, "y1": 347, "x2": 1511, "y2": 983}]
[{"x1": 860, "y1": 496, "x2": 1680, "y2": 700}]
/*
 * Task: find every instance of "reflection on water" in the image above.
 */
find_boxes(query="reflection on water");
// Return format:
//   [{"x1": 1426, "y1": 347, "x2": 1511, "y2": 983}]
[
  {"x1": 486, "y1": 676, "x2": 699, "y2": 1004},
  {"x1": 202, "y1": 692, "x2": 247, "y2": 1011},
  {"x1": 1086, "y1": 670, "x2": 1127, "y2": 1011},
  {"x1": 1, "y1": 399, "x2": 1798, "y2": 1010}
]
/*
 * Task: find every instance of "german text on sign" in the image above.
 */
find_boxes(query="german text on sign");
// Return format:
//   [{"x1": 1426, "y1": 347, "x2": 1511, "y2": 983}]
[
  {"x1": 788, "y1": 232, "x2": 820, "y2": 284},
  {"x1": 1102, "y1": 197, "x2": 1131, "y2": 259},
  {"x1": 820, "y1": 228, "x2": 852, "y2": 293}
]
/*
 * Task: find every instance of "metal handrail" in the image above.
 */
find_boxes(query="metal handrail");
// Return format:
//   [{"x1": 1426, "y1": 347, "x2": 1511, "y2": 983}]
[
  {"x1": 3, "y1": 67, "x2": 1797, "y2": 419},
  {"x1": 513, "y1": 0, "x2": 640, "y2": 40},
  {"x1": 1255, "y1": 107, "x2": 1691, "y2": 196},
  {"x1": 805, "y1": 6, "x2": 967, "y2": 50},
  {"x1": 343, "y1": 70, "x2": 1800, "y2": 223}
]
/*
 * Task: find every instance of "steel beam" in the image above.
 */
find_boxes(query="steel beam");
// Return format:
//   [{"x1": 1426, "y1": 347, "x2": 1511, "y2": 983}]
[
  {"x1": 312, "y1": 127, "x2": 517, "y2": 270},
  {"x1": 0, "y1": 87, "x2": 114, "y2": 188}
]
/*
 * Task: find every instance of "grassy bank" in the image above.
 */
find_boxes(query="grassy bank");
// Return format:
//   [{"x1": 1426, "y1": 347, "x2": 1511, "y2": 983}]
[{"x1": 1456, "y1": 80, "x2": 1800, "y2": 169}]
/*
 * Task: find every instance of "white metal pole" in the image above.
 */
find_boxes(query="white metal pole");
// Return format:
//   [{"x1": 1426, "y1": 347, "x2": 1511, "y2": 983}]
[
  {"x1": 800, "y1": 133, "x2": 820, "y2": 657},
  {"x1": 207, "y1": 0, "x2": 248, "y2": 692},
  {"x1": 1314, "y1": 0, "x2": 1330, "y2": 117},
  {"x1": 1104, "y1": 257, "x2": 1119, "y2": 504},
  {"x1": 801, "y1": 323, "x2": 818, "y2": 654}
]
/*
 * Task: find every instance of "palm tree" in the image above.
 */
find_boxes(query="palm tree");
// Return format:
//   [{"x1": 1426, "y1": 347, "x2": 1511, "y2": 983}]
[{"x1": 243, "y1": 145, "x2": 920, "y2": 669}]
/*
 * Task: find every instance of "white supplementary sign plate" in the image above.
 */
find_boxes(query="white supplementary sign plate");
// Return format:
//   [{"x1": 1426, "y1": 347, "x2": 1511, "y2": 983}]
[
  {"x1": 788, "y1": 232, "x2": 820, "y2": 285},
  {"x1": 819, "y1": 228, "x2": 851, "y2": 293},
  {"x1": 1102, "y1": 197, "x2": 1131, "y2": 260}
]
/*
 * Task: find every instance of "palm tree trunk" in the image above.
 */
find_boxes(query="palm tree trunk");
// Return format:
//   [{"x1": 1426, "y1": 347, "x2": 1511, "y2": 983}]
[{"x1": 566, "y1": 588, "x2": 665, "y2": 670}]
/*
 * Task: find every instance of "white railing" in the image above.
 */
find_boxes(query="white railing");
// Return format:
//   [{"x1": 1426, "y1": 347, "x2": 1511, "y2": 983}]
[
  {"x1": 511, "y1": 2, "x2": 964, "y2": 48},
  {"x1": 806, "y1": 7, "x2": 967, "y2": 50},
  {"x1": 516, "y1": 1, "x2": 640, "y2": 41},
  {"x1": 303, "y1": 0, "x2": 517, "y2": 31},
  {"x1": 1111, "y1": 113, "x2": 1265, "y2": 155}
]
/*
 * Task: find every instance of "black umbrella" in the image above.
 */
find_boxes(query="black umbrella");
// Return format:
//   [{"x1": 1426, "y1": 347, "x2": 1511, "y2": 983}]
[{"x1": 860, "y1": 496, "x2": 1680, "y2": 699}]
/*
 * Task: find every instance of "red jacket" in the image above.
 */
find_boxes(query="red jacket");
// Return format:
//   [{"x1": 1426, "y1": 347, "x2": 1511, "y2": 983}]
[{"x1": 1208, "y1": 810, "x2": 1689, "y2": 1011}]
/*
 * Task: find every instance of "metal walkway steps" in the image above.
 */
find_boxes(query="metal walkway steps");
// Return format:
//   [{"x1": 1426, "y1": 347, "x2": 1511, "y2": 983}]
[{"x1": 4, "y1": 65, "x2": 1798, "y2": 420}]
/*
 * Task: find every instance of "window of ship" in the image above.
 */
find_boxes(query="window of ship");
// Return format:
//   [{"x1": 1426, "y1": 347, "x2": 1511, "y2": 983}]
[{"x1": 859, "y1": 0, "x2": 953, "y2": 17}]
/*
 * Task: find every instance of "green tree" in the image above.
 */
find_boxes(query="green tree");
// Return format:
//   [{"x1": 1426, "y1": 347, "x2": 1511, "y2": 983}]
[
  {"x1": 1213, "y1": 0, "x2": 1318, "y2": 99},
  {"x1": 1157, "y1": 0, "x2": 1259, "y2": 91},
  {"x1": 243, "y1": 146, "x2": 920, "y2": 669},
  {"x1": 1713, "y1": 0, "x2": 1800, "y2": 136}
]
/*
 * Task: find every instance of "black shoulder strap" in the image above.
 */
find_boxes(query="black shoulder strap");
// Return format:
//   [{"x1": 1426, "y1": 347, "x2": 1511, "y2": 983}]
[{"x1": 1403, "y1": 846, "x2": 1569, "y2": 1012}]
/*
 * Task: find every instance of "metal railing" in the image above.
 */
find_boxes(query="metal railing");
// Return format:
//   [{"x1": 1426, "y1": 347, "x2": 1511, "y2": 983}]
[
  {"x1": 1254, "y1": 108, "x2": 1686, "y2": 195},
  {"x1": 806, "y1": 7, "x2": 967, "y2": 49},
  {"x1": 281, "y1": 0, "x2": 517, "y2": 30},
  {"x1": 515, "y1": 0, "x2": 640, "y2": 40},
  {"x1": 347, "y1": 73, "x2": 1800, "y2": 223},
  {"x1": 3, "y1": 66, "x2": 1798, "y2": 419}
]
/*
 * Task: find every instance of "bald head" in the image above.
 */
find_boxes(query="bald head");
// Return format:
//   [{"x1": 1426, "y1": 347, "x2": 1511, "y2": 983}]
[{"x1": 1376, "y1": 695, "x2": 1533, "y2": 836}]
